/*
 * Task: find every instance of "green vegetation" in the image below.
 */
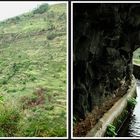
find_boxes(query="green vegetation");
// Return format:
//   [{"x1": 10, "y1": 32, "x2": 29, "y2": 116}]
[
  {"x1": 105, "y1": 109, "x2": 129, "y2": 137},
  {"x1": 73, "y1": 116, "x2": 77, "y2": 127},
  {"x1": 127, "y1": 97, "x2": 137, "y2": 109},
  {"x1": 33, "y1": 4, "x2": 49, "y2": 14},
  {"x1": 113, "y1": 109, "x2": 128, "y2": 127},
  {"x1": 133, "y1": 48, "x2": 140, "y2": 65},
  {"x1": 106, "y1": 124, "x2": 117, "y2": 137},
  {"x1": 0, "y1": 103, "x2": 20, "y2": 136},
  {"x1": 0, "y1": 3, "x2": 67, "y2": 137}
]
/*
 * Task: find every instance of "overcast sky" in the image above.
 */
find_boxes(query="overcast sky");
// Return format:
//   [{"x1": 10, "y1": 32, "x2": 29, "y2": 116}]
[{"x1": 0, "y1": 1, "x2": 64, "y2": 21}]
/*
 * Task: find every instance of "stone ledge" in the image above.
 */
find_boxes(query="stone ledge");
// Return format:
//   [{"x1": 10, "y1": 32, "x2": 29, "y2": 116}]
[{"x1": 86, "y1": 75, "x2": 137, "y2": 137}]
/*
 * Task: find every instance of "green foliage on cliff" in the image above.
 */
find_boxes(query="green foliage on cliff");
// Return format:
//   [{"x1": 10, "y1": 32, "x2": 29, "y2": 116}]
[
  {"x1": 0, "y1": 3, "x2": 67, "y2": 137},
  {"x1": 127, "y1": 97, "x2": 137, "y2": 108},
  {"x1": 106, "y1": 124, "x2": 117, "y2": 137}
]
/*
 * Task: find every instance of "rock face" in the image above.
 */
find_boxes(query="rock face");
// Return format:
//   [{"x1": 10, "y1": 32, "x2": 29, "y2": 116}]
[{"x1": 73, "y1": 4, "x2": 140, "y2": 119}]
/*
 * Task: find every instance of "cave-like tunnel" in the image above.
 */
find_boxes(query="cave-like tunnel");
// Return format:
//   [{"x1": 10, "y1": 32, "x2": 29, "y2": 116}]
[{"x1": 73, "y1": 3, "x2": 140, "y2": 137}]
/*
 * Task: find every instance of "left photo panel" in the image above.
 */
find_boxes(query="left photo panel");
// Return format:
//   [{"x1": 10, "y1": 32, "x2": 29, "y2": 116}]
[{"x1": 0, "y1": 1, "x2": 68, "y2": 138}]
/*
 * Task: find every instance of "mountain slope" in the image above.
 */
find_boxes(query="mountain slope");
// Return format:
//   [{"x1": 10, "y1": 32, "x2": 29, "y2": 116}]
[{"x1": 0, "y1": 3, "x2": 67, "y2": 137}]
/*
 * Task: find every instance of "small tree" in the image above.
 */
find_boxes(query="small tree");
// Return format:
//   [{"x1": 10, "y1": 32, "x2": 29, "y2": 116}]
[{"x1": 33, "y1": 4, "x2": 49, "y2": 14}]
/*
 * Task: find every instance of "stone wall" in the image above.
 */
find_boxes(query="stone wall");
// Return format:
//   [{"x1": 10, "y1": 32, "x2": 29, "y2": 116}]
[{"x1": 73, "y1": 3, "x2": 140, "y2": 119}]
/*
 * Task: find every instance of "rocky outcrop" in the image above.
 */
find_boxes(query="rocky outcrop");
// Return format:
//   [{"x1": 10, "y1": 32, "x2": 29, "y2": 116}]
[{"x1": 73, "y1": 4, "x2": 140, "y2": 120}]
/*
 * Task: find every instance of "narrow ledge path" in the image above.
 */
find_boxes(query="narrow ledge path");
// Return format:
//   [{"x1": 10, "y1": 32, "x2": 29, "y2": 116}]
[{"x1": 86, "y1": 75, "x2": 136, "y2": 137}]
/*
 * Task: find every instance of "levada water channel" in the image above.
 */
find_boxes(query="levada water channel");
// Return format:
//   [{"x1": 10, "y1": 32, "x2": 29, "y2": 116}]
[{"x1": 117, "y1": 79, "x2": 140, "y2": 137}]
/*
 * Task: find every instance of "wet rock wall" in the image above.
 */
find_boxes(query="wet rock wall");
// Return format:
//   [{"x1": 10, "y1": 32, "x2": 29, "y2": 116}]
[{"x1": 73, "y1": 3, "x2": 140, "y2": 119}]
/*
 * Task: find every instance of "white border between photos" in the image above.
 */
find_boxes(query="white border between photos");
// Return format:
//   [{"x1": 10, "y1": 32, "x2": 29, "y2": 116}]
[
  {"x1": 0, "y1": 1, "x2": 68, "y2": 139},
  {"x1": 71, "y1": 1, "x2": 140, "y2": 139}
]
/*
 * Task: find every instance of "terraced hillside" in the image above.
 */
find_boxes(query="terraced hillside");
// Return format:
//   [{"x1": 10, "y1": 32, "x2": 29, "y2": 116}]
[{"x1": 0, "y1": 3, "x2": 67, "y2": 137}]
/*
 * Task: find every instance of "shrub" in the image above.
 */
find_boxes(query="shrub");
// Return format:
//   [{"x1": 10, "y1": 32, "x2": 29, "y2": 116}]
[
  {"x1": 10, "y1": 16, "x2": 20, "y2": 23},
  {"x1": 127, "y1": 97, "x2": 137, "y2": 108},
  {"x1": 47, "y1": 31, "x2": 57, "y2": 40},
  {"x1": 33, "y1": 4, "x2": 49, "y2": 14},
  {"x1": 106, "y1": 124, "x2": 117, "y2": 137},
  {"x1": 1, "y1": 79, "x2": 8, "y2": 85},
  {"x1": 0, "y1": 104, "x2": 20, "y2": 136}
]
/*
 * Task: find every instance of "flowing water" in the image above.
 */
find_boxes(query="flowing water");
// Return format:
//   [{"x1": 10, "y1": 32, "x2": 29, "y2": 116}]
[{"x1": 117, "y1": 80, "x2": 140, "y2": 137}]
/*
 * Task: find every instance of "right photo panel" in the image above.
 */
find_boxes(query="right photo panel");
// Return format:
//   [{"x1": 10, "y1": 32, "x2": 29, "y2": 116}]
[{"x1": 72, "y1": 1, "x2": 140, "y2": 138}]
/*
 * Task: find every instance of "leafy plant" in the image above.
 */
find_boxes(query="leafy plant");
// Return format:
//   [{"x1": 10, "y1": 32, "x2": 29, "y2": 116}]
[
  {"x1": 0, "y1": 104, "x2": 20, "y2": 136},
  {"x1": 106, "y1": 124, "x2": 117, "y2": 137},
  {"x1": 127, "y1": 97, "x2": 137, "y2": 108}
]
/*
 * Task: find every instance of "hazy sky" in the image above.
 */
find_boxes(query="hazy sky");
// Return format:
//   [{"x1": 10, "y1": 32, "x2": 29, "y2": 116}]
[{"x1": 0, "y1": 1, "x2": 64, "y2": 21}]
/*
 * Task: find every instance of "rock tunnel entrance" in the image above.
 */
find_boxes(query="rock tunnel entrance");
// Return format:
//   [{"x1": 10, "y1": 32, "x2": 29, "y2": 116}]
[{"x1": 73, "y1": 3, "x2": 140, "y2": 137}]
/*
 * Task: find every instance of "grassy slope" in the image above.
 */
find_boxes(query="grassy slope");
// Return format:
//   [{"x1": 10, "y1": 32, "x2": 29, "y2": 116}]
[{"x1": 0, "y1": 3, "x2": 67, "y2": 137}]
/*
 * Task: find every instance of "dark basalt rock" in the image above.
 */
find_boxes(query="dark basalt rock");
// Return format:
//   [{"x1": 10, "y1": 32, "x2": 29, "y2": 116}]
[{"x1": 73, "y1": 3, "x2": 140, "y2": 120}]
